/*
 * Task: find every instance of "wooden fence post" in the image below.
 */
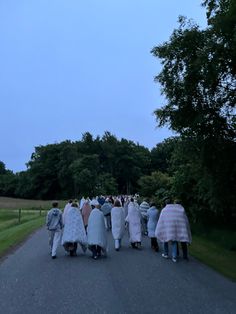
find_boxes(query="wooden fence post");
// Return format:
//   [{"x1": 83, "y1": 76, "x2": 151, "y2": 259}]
[{"x1": 18, "y1": 208, "x2": 21, "y2": 224}]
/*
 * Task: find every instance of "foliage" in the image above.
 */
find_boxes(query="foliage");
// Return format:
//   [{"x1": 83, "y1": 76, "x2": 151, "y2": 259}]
[
  {"x1": 150, "y1": 137, "x2": 179, "y2": 173},
  {"x1": 151, "y1": 0, "x2": 236, "y2": 223},
  {"x1": 0, "y1": 132, "x2": 151, "y2": 199},
  {"x1": 138, "y1": 171, "x2": 172, "y2": 206},
  {"x1": 0, "y1": 162, "x2": 17, "y2": 197}
]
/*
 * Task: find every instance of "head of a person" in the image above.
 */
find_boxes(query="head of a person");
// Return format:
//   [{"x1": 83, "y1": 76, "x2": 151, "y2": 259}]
[
  {"x1": 130, "y1": 197, "x2": 134, "y2": 202},
  {"x1": 69, "y1": 199, "x2": 73, "y2": 204},
  {"x1": 150, "y1": 202, "x2": 156, "y2": 208},
  {"x1": 52, "y1": 201, "x2": 58, "y2": 208},
  {"x1": 114, "y1": 200, "x2": 121, "y2": 207},
  {"x1": 174, "y1": 198, "x2": 181, "y2": 204},
  {"x1": 72, "y1": 202, "x2": 78, "y2": 208},
  {"x1": 164, "y1": 196, "x2": 173, "y2": 205},
  {"x1": 95, "y1": 204, "x2": 101, "y2": 210}
]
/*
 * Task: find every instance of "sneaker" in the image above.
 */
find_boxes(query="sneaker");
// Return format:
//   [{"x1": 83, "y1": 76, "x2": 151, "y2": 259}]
[
  {"x1": 52, "y1": 255, "x2": 57, "y2": 259},
  {"x1": 172, "y1": 257, "x2": 177, "y2": 263},
  {"x1": 162, "y1": 253, "x2": 168, "y2": 259}
]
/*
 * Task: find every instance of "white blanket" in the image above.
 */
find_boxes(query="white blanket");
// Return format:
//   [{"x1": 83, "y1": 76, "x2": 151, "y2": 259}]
[
  {"x1": 125, "y1": 203, "x2": 142, "y2": 242},
  {"x1": 111, "y1": 206, "x2": 125, "y2": 240},
  {"x1": 87, "y1": 208, "x2": 107, "y2": 250},
  {"x1": 61, "y1": 207, "x2": 87, "y2": 246}
]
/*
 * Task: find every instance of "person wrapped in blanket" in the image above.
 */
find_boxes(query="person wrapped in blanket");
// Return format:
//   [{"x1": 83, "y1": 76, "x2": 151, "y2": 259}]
[
  {"x1": 155, "y1": 198, "x2": 192, "y2": 263},
  {"x1": 61, "y1": 202, "x2": 87, "y2": 256},
  {"x1": 87, "y1": 204, "x2": 108, "y2": 260}
]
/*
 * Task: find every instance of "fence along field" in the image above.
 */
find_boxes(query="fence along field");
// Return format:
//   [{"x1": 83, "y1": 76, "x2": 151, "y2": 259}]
[{"x1": 0, "y1": 197, "x2": 59, "y2": 258}]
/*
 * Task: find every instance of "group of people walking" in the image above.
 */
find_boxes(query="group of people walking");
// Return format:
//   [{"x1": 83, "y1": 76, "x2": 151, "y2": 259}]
[{"x1": 46, "y1": 195, "x2": 192, "y2": 262}]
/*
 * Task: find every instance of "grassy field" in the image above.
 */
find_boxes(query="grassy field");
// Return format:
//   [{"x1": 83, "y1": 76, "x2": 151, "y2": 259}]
[
  {"x1": 0, "y1": 217, "x2": 45, "y2": 257},
  {"x1": 0, "y1": 197, "x2": 53, "y2": 209},
  {"x1": 0, "y1": 197, "x2": 66, "y2": 258},
  {"x1": 190, "y1": 226, "x2": 236, "y2": 281}
]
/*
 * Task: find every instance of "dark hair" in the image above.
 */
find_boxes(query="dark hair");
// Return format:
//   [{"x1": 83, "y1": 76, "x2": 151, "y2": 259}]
[
  {"x1": 69, "y1": 199, "x2": 73, "y2": 203},
  {"x1": 130, "y1": 197, "x2": 134, "y2": 202},
  {"x1": 150, "y1": 203, "x2": 156, "y2": 207},
  {"x1": 164, "y1": 197, "x2": 172, "y2": 205},
  {"x1": 52, "y1": 201, "x2": 58, "y2": 207},
  {"x1": 174, "y1": 198, "x2": 181, "y2": 204},
  {"x1": 114, "y1": 200, "x2": 121, "y2": 207},
  {"x1": 72, "y1": 202, "x2": 78, "y2": 207}
]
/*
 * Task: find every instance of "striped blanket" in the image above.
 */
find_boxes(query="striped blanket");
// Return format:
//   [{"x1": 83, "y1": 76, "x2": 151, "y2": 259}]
[{"x1": 155, "y1": 204, "x2": 192, "y2": 243}]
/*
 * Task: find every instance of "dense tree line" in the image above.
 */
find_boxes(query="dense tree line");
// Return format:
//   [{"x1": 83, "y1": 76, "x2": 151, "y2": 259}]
[{"x1": 0, "y1": 132, "x2": 151, "y2": 200}]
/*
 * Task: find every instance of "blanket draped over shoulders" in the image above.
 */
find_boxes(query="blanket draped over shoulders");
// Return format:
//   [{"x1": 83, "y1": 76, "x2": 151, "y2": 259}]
[
  {"x1": 87, "y1": 208, "x2": 107, "y2": 251},
  {"x1": 111, "y1": 206, "x2": 125, "y2": 240},
  {"x1": 61, "y1": 207, "x2": 87, "y2": 246},
  {"x1": 147, "y1": 206, "x2": 159, "y2": 238},
  {"x1": 125, "y1": 203, "x2": 142, "y2": 242},
  {"x1": 81, "y1": 202, "x2": 92, "y2": 226},
  {"x1": 155, "y1": 204, "x2": 192, "y2": 243}
]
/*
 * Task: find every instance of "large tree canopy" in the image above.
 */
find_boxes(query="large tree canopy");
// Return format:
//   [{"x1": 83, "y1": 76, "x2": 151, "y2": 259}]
[
  {"x1": 151, "y1": 3, "x2": 235, "y2": 139},
  {"x1": 151, "y1": 0, "x2": 236, "y2": 222}
]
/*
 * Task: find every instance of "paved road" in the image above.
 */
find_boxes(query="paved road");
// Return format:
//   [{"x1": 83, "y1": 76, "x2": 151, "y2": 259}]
[{"x1": 0, "y1": 228, "x2": 236, "y2": 314}]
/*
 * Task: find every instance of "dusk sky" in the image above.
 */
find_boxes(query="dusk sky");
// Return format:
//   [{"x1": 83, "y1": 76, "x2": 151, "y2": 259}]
[{"x1": 0, "y1": 1, "x2": 207, "y2": 173}]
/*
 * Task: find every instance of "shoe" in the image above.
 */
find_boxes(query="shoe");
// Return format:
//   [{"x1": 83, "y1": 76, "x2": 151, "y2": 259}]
[
  {"x1": 137, "y1": 243, "x2": 142, "y2": 249},
  {"x1": 172, "y1": 257, "x2": 177, "y2": 263},
  {"x1": 162, "y1": 253, "x2": 168, "y2": 259},
  {"x1": 115, "y1": 248, "x2": 119, "y2": 251},
  {"x1": 52, "y1": 255, "x2": 56, "y2": 259}
]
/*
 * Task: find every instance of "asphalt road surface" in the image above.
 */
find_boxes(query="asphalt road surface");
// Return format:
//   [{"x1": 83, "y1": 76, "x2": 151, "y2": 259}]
[{"x1": 0, "y1": 228, "x2": 235, "y2": 314}]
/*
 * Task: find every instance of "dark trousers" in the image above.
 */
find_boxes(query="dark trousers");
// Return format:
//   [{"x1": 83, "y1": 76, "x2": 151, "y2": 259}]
[
  {"x1": 91, "y1": 245, "x2": 102, "y2": 257},
  {"x1": 177, "y1": 242, "x2": 188, "y2": 259},
  {"x1": 151, "y1": 238, "x2": 159, "y2": 251},
  {"x1": 64, "y1": 242, "x2": 77, "y2": 256}
]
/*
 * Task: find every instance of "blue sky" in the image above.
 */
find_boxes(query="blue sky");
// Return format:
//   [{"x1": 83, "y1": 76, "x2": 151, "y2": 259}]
[{"x1": 0, "y1": 0, "x2": 207, "y2": 172}]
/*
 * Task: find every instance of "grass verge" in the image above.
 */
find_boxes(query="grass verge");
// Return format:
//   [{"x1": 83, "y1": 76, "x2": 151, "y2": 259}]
[
  {"x1": 190, "y1": 235, "x2": 236, "y2": 281},
  {"x1": 0, "y1": 217, "x2": 45, "y2": 258}
]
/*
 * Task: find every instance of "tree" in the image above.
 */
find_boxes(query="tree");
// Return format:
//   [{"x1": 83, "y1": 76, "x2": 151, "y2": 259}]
[
  {"x1": 151, "y1": 0, "x2": 236, "y2": 222},
  {"x1": 138, "y1": 171, "x2": 172, "y2": 205},
  {"x1": 70, "y1": 155, "x2": 100, "y2": 196},
  {"x1": 0, "y1": 161, "x2": 17, "y2": 197},
  {"x1": 150, "y1": 137, "x2": 179, "y2": 173}
]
